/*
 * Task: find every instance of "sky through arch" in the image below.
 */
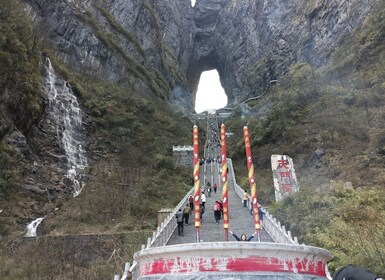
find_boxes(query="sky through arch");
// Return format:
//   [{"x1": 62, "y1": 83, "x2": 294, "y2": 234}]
[{"x1": 194, "y1": 70, "x2": 228, "y2": 113}]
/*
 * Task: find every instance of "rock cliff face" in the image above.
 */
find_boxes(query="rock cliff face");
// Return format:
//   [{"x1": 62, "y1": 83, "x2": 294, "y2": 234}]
[
  {"x1": 26, "y1": 0, "x2": 194, "y2": 109},
  {"x1": 26, "y1": 0, "x2": 378, "y2": 107},
  {"x1": 189, "y1": 0, "x2": 378, "y2": 106},
  {"x1": 5, "y1": 0, "x2": 378, "y2": 233}
]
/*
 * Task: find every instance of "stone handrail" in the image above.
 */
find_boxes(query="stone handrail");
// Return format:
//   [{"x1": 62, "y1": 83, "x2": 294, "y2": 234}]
[
  {"x1": 172, "y1": 145, "x2": 193, "y2": 152},
  {"x1": 124, "y1": 186, "x2": 194, "y2": 279},
  {"x1": 121, "y1": 158, "x2": 299, "y2": 279},
  {"x1": 227, "y1": 159, "x2": 298, "y2": 244}
]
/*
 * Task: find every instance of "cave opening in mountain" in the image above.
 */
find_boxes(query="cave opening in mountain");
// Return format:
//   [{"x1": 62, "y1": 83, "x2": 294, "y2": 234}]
[{"x1": 194, "y1": 70, "x2": 228, "y2": 114}]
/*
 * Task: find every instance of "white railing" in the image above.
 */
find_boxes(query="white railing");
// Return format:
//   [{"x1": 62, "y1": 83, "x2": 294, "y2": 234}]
[
  {"x1": 119, "y1": 158, "x2": 299, "y2": 279},
  {"x1": 227, "y1": 159, "x2": 298, "y2": 245},
  {"x1": 172, "y1": 145, "x2": 193, "y2": 152},
  {"x1": 116, "y1": 186, "x2": 194, "y2": 279}
]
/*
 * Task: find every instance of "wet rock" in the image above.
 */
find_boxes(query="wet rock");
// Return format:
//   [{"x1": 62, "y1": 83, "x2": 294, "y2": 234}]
[
  {"x1": 6, "y1": 130, "x2": 29, "y2": 156},
  {"x1": 315, "y1": 148, "x2": 325, "y2": 159}
]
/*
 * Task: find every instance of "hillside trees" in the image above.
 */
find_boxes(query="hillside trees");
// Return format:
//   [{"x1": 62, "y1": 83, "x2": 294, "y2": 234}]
[
  {"x1": 0, "y1": 0, "x2": 42, "y2": 206},
  {"x1": 227, "y1": 1, "x2": 385, "y2": 276},
  {"x1": 0, "y1": 0, "x2": 42, "y2": 137},
  {"x1": 272, "y1": 182, "x2": 385, "y2": 275}
]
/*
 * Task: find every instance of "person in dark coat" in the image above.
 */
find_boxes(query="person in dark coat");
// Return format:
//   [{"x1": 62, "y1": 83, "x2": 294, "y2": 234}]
[
  {"x1": 175, "y1": 208, "x2": 184, "y2": 236},
  {"x1": 213, "y1": 201, "x2": 221, "y2": 224},
  {"x1": 229, "y1": 230, "x2": 255, "y2": 241},
  {"x1": 200, "y1": 203, "x2": 205, "y2": 223},
  {"x1": 218, "y1": 199, "x2": 223, "y2": 219},
  {"x1": 258, "y1": 205, "x2": 265, "y2": 221},
  {"x1": 183, "y1": 203, "x2": 191, "y2": 225},
  {"x1": 333, "y1": 265, "x2": 382, "y2": 280}
]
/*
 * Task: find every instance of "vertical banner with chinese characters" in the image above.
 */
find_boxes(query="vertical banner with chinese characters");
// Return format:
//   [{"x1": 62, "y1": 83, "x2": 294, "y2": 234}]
[
  {"x1": 220, "y1": 124, "x2": 229, "y2": 241},
  {"x1": 271, "y1": 155, "x2": 299, "y2": 202},
  {"x1": 243, "y1": 126, "x2": 262, "y2": 239},
  {"x1": 193, "y1": 125, "x2": 201, "y2": 242}
]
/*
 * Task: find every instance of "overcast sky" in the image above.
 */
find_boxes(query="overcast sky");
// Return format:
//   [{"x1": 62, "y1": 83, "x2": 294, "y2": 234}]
[
  {"x1": 191, "y1": 0, "x2": 196, "y2": 6},
  {"x1": 194, "y1": 70, "x2": 228, "y2": 113}
]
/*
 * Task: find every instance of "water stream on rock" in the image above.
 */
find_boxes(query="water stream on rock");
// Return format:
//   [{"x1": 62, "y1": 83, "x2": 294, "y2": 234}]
[
  {"x1": 25, "y1": 58, "x2": 88, "y2": 237},
  {"x1": 25, "y1": 217, "x2": 45, "y2": 237},
  {"x1": 44, "y1": 57, "x2": 88, "y2": 197}
]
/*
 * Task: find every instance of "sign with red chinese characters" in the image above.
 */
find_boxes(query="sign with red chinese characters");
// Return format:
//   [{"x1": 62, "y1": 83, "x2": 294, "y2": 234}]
[{"x1": 271, "y1": 155, "x2": 299, "y2": 201}]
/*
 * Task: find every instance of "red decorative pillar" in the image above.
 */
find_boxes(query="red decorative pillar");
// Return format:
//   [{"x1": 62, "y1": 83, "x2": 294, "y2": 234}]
[
  {"x1": 193, "y1": 125, "x2": 201, "y2": 242},
  {"x1": 243, "y1": 126, "x2": 262, "y2": 241},
  {"x1": 221, "y1": 124, "x2": 229, "y2": 241}
]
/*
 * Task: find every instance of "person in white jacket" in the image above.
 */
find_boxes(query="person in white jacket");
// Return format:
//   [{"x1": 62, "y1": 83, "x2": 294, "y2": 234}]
[{"x1": 200, "y1": 190, "x2": 206, "y2": 207}]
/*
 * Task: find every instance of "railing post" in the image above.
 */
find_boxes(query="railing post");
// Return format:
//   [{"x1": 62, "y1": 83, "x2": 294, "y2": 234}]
[
  {"x1": 121, "y1": 262, "x2": 130, "y2": 280},
  {"x1": 287, "y1": 230, "x2": 292, "y2": 240},
  {"x1": 146, "y1": 237, "x2": 151, "y2": 248}
]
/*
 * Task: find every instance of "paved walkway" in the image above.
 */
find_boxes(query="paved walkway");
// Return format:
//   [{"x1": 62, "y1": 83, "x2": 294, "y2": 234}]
[{"x1": 167, "y1": 115, "x2": 273, "y2": 245}]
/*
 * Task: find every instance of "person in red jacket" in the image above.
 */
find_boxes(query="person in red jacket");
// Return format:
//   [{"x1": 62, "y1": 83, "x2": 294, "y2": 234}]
[{"x1": 188, "y1": 195, "x2": 194, "y2": 210}]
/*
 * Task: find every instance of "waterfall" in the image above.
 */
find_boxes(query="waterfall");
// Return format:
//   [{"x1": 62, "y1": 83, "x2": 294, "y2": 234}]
[
  {"x1": 44, "y1": 58, "x2": 88, "y2": 197},
  {"x1": 25, "y1": 217, "x2": 45, "y2": 237},
  {"x1": 25, "y1": 58, "x2": 88, "y2": 237}
]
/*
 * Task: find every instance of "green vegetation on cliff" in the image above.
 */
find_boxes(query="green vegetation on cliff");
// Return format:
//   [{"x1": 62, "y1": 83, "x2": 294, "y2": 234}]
[
  {"x1": 0, "y1": 0, "x2": 192, "y2": 278},
  {"x1": 227, "y1": 2, "x2": 385, "y2": 275},
  {"x1": 0, "y1": 0, "x2": 42, "y2": 136},
  {"x1": 39, "y1": 62, "x2": 192, "y2": 234},
  {"x1": 0, "y1": 0, "x2": 42, "y2": 213}
]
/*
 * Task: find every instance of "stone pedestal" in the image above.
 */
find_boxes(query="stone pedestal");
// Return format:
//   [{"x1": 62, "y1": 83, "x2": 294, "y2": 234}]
[
  {"x1": 157, "y1": 208, "x2": 173, "y2": 227},
  {"x1": 133, "y1": 242, "x2": 332, "y2": 280}
]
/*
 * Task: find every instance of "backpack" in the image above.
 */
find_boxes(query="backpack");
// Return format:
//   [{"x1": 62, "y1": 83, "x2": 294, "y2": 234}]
[{"x1": 333, "y1": 265, "x2": 379, "y2": 280}]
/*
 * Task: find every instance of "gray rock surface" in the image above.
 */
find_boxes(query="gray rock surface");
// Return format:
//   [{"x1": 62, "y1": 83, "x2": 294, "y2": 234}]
[
  {"x1": 189, "y1": 0, "x2": 378, "y2": 106},
  {"x1": 8, "y1": 0, "x2": 378, "y2": 233},
  {"x1": 25, "y1": 0, "x2": 378, "y2": 106},
  {"x1": 26, "y1": 0, "x2": 194, "y2": 106}
]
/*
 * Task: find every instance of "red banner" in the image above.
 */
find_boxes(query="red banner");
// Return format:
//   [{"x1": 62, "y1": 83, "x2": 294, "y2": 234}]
[
  {"x1": 221, "y1": 124, "x2": 229, "y2": 240},
  {"x1": 193, "y1": 125, "x2": 201, "y2": 242},
  {"x1": 243, "y1": 126, "x2": 261, "y2": 233}
]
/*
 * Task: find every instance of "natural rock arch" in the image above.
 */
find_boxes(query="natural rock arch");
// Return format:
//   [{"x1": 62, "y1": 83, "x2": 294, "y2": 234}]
[{"x1": 187, "y1": 0, "x2": 377, "y2": 108}]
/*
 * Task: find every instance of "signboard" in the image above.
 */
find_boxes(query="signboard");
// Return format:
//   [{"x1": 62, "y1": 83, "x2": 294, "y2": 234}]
[{"x1": 271, "y1": 155, "x2": 299, "y2": 201}]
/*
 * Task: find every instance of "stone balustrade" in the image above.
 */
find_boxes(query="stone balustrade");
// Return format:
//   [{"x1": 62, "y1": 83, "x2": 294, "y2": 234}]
[
  {"x1": 227, "y1": 158, "x2": 299, "y2": 245},
  {"x1": 116, "y1": 158, "x2": 327, "y2": 279},
  {"x1": 124, "y1": 187, "x2": 194, "y2": 279}
]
